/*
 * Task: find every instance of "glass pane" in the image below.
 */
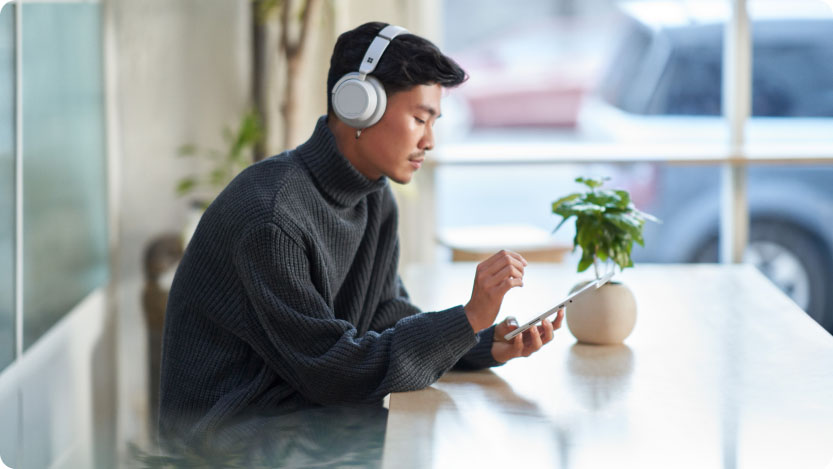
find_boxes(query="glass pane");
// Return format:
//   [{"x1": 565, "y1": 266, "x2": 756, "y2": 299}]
[
  {"x1": 745, "y1": 0, "x2": 833, "y2": 333},
  {"x1": 442, "y1": 0, "x2": 725, "y2": 138},
  {"x1": 746, "y1": 165, "x2": 833, "y2": 333},
  {"x1": 436, "y1": 0, "x2": 723, "y2": 264},
  {"x1": 437, "y1": 0, "x2": 833, "y2": 336},
  {"x1": 0, "y1": 4, "x2": 15, "y2": 370},
  {"x1": 436, "y1": 162, "x2": 720, "y2": 265},
  {"x1": 748, "y1": 0, "x2": 833, "y2": 120},
  {"x1": 21, "y1": 3, "x2": 108, "y2": 349}
]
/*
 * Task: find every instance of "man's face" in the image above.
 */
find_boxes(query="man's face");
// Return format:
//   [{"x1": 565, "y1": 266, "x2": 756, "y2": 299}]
[{"x1": 353, "y1": 83, "x2": 442, "y2": 184}]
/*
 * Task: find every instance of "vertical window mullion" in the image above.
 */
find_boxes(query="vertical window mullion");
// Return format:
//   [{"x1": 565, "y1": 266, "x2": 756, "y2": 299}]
[
  {"x1": 13, "y1": 0, "x2": 23, "y2": 361},
  {"x1": 720, "y1": 0, "x2": 751, "y2": 264}
]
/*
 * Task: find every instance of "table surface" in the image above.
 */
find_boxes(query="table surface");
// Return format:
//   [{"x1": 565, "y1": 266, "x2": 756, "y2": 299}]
[{"x1": 381, "y1": 263, "x2": 833, "y2": 469}]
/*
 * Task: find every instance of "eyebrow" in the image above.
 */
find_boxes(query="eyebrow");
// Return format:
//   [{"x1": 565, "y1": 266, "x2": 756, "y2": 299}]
[{"x1": 417, "y1": 104, "x2": 442, "y2": 119}]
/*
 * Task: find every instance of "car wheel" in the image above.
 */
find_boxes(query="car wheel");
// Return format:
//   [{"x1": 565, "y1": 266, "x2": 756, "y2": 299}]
[{"x1": 691, "y1": 220, "x2": 832, "y2": 333}]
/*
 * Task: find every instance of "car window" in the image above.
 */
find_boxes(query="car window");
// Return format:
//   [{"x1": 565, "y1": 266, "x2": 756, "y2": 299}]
[
  {"x1": 654, "y1": 43, "x2": 722, "y2": 115},
  {"x1": 634, "y1": 19, "x2": 833, "y2": 117},
  {"x1": 754, "y1": 59, "x2": 833, "y2": 116},
  {"x1": 598, "y1": 18, "x2": 652, "y2": 112}
]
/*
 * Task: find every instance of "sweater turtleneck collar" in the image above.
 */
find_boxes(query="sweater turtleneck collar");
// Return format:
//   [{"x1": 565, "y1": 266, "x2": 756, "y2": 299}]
[{"x1": 295, "y1": 116, "x2": 387, "y2": 207}]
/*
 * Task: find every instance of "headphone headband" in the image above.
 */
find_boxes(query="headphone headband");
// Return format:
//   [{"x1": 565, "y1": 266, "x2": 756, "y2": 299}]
[
  {"x1": 331, "y1": 24, "x2": 409, "y2": 129},
  {"x1": 358, "y1": 25, "x2": 409, "y2": 77}
]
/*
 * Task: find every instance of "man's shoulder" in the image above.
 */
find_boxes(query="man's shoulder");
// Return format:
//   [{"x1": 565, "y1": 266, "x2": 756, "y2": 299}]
[
  {"x1": 206, "y1": 152, "x2": 314, "y2": 228},
  {"x1": 228, "y1": 151, "x2": 311, "y2": 201},
  {"x1": 239, "y1": 150, "x2": 304, "y2": 187}
]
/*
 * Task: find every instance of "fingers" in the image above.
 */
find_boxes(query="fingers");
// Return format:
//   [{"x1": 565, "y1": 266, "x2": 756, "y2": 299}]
[
  {"x1": 483, "y1": 254, "x2": 527, "y2": 279},
  {"x1": 534, "y1": 309, "x2": 562, "y2": 348},
  {"x1": 483, "y1": 259, "x2": 526, "y2": 290},
  {"x1": 522, "y1": 325, "x2": 543, "y2": 357},
  {"x1": 553, "y1": 307, "x2": 565, "y2": 329},
  {"x1": 474, "y1": 250, "x2": 528, "y2": 296},
  {"x1": 541, "y1": 318, "x2": 554, "y2": 344},
  {"x1": 473, "y1": 251, "x2": 525, "y2": 294},
  {"x1": 497, "y1": 275, "x2": 524, "y2": 296},
  {"x1": 492, "y1": 308, "x2": 564, "y2": 364},
  {"x1": 485, "y1": 263, "x2": 525, "y2": 288},
  {"x1": 478, "y1": 251, "x2": 526, "y2": 283},
  {"x1": 466, "y1": 251, "x2": 528, "y2": 332},
  {"x1": 512, "y1": 330, "x2": 524, "y2": 354},
  {"x1": 481, "y1": 249, "x2": 528, "y2": 272}
]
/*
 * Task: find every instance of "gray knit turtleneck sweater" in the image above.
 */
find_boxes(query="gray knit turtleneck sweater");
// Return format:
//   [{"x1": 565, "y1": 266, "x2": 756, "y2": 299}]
[{"x1": 159, "y1": 116, "x2": 498, "y2": 444}]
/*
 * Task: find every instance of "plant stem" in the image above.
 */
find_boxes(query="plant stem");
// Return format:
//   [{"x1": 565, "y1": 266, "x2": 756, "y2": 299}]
[{"x1": 593, "y1": 257, "x2": 600, "y2": 281}]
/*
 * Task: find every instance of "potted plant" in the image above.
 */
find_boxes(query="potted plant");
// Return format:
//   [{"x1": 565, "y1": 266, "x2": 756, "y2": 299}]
[{"x1": 552, "y1": 176, "x2": 659, "y2": 344}]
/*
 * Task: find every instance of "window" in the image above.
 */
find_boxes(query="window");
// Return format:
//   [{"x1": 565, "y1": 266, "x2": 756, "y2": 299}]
[
  {"x1": 20, "y1": 2, "x2": 108, "y2": 350},
  {"x1": 0, "y1": 1, "x2": 107, "y2": 371},
  {"x1": 436, "y1": 0, "x2": 833, "y2": 333}
]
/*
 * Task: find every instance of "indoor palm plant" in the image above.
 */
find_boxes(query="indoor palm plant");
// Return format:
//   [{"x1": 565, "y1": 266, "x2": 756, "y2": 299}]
[{"x1": 551, "y1": 176, "x2": 659, "y2": 344}]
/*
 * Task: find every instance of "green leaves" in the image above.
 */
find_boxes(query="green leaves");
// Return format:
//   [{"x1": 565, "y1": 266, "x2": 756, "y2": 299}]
[
  {"x1": 552, "y1": 176, "x2": 659, "y2": 277},
  {"x1": 175, "y1": 177, "x2": 197, "y2": 196},
  {"x1": 576, "y1": 176, "x2": 608, "y2": 189},
  {"x1": 175, "y1": 109, "x2": 264, "y2": 203}
]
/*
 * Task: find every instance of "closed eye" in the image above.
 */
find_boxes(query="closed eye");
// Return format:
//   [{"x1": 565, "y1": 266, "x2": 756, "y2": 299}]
[{"x1": 414, "y1": 116, "x2": 426, "y2": 125}]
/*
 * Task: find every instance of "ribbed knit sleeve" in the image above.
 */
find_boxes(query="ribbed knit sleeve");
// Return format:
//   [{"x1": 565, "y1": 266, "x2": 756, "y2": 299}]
[
  {"x1": 369, "y1": 273, "x2": 500, "y2": 370},
  {"x1": 455, "y1": 326, "x2": 502, "y2": 370},
  {"x1": 233, "y1": 222, "x2": 479, "y2": 405}
]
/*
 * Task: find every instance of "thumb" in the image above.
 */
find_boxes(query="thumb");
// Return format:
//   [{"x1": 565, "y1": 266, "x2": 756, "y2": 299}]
[{"x1": 494, "y1": 316, "x2": 519, "y2": 341}]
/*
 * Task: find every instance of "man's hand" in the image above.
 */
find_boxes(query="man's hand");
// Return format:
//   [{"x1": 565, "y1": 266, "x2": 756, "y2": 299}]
[
  {"x1": 491, "y1": 308, "x2": 564, "y2": 363},
  {"x1": 464, "y1": 250, "x2": 527, "y2": 333}
]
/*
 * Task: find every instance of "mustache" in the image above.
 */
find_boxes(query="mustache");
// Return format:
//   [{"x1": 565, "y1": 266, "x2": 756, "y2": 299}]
[{"x1": 409, "y1": 152, "x2": 425, "y2": 160}]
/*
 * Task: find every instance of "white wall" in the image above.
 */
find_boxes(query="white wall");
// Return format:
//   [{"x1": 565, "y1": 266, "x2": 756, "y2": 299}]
[{"x1": 107, "y1": 0, "x2": 252, "y2": 462}]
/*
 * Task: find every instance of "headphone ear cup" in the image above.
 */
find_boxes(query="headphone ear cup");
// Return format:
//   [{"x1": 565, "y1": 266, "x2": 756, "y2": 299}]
[
  {"x1": 332, "y1": 73, "x2": 387, "y2": 129},
  {"x1": 361, "y1": 75, "x2": 387, "y2": 128}
]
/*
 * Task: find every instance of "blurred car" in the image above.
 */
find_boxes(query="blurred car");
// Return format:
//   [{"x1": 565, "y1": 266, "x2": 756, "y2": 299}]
[{"x1": 584, "y1": 1, "x2": 833, "y2": 333}]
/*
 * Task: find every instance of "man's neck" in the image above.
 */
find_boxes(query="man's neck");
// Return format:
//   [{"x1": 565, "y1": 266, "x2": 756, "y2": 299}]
[{"x1": 327, "y1": 115, "x2": 380, "y2": 181}]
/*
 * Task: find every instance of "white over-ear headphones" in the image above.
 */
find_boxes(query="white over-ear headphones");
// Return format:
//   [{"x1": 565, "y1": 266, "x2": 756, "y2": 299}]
[{"x1": 331, "y1": 24, "x2": 409, "y2": 130}]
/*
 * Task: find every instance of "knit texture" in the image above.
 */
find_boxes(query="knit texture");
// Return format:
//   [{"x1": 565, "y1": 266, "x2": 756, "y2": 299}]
[{"x1": 159, "y1": 116, "x2": 499, "y2": 445}]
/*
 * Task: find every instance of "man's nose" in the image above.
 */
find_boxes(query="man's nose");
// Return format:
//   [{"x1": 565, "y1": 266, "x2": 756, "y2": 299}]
[{"x1": 419, "y1": 124, "x2": 434, "y2": 151}]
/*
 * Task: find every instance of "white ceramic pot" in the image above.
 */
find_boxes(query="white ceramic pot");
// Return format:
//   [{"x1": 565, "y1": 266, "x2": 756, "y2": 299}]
[{"x1": 565, "y1": 281, "x2": 637, "y2": 345}]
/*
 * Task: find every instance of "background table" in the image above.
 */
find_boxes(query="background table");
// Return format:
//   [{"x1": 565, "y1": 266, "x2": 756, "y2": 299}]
[{"x1": 382, "y1": 264, "x2": 833, "y2": 469}]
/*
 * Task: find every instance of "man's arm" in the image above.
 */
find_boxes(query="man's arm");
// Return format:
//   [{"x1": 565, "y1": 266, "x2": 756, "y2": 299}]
[
  {"x1": 370, "y1": 273, "x2": 502, "y2": 370},
  {"x1": 233, "y1": 222, "x2": 478, "y2": 405}
]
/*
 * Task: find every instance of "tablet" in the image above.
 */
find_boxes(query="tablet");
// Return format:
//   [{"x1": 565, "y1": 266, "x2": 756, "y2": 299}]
[{"x1": 503, "y1": 271, "x2": 615, "y2": 341}]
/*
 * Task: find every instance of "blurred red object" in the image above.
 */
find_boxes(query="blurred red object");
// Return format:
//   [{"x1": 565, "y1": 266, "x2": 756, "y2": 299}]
[
  {"x1": 463, "y1": 83, "x2": 585, "y2": 128},
  {"x1": 449, "y1": 17, "x2": 608, "y2": 129}
]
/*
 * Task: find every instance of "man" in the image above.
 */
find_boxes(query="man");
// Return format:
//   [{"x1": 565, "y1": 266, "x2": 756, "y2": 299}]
[{"x1": 159, "y1": 21, "x2": 563, "y2": 447}]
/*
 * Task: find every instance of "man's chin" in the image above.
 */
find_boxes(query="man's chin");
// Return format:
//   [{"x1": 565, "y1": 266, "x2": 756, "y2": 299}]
[
  {"x1": 386, "y1": 168, "x2": 415, "y2": 185},
  {"x1": 390, "y1": 174, "x2": 413, "y2": 185}
]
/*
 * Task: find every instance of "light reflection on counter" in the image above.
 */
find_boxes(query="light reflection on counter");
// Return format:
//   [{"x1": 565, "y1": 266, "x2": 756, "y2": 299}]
[{"x1": 384, "y1": 264, "x2": 833, "y2": 469}]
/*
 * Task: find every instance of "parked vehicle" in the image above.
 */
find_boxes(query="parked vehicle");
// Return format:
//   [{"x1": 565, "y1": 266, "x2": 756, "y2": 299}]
[{"x1": 585, "y1": 1, "x2": 833, "y2": 333}]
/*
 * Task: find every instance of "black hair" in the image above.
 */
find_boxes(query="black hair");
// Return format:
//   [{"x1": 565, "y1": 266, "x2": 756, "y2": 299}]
[{"x1": 327, "y1": 22, "x2": 467, "y2": 114}]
